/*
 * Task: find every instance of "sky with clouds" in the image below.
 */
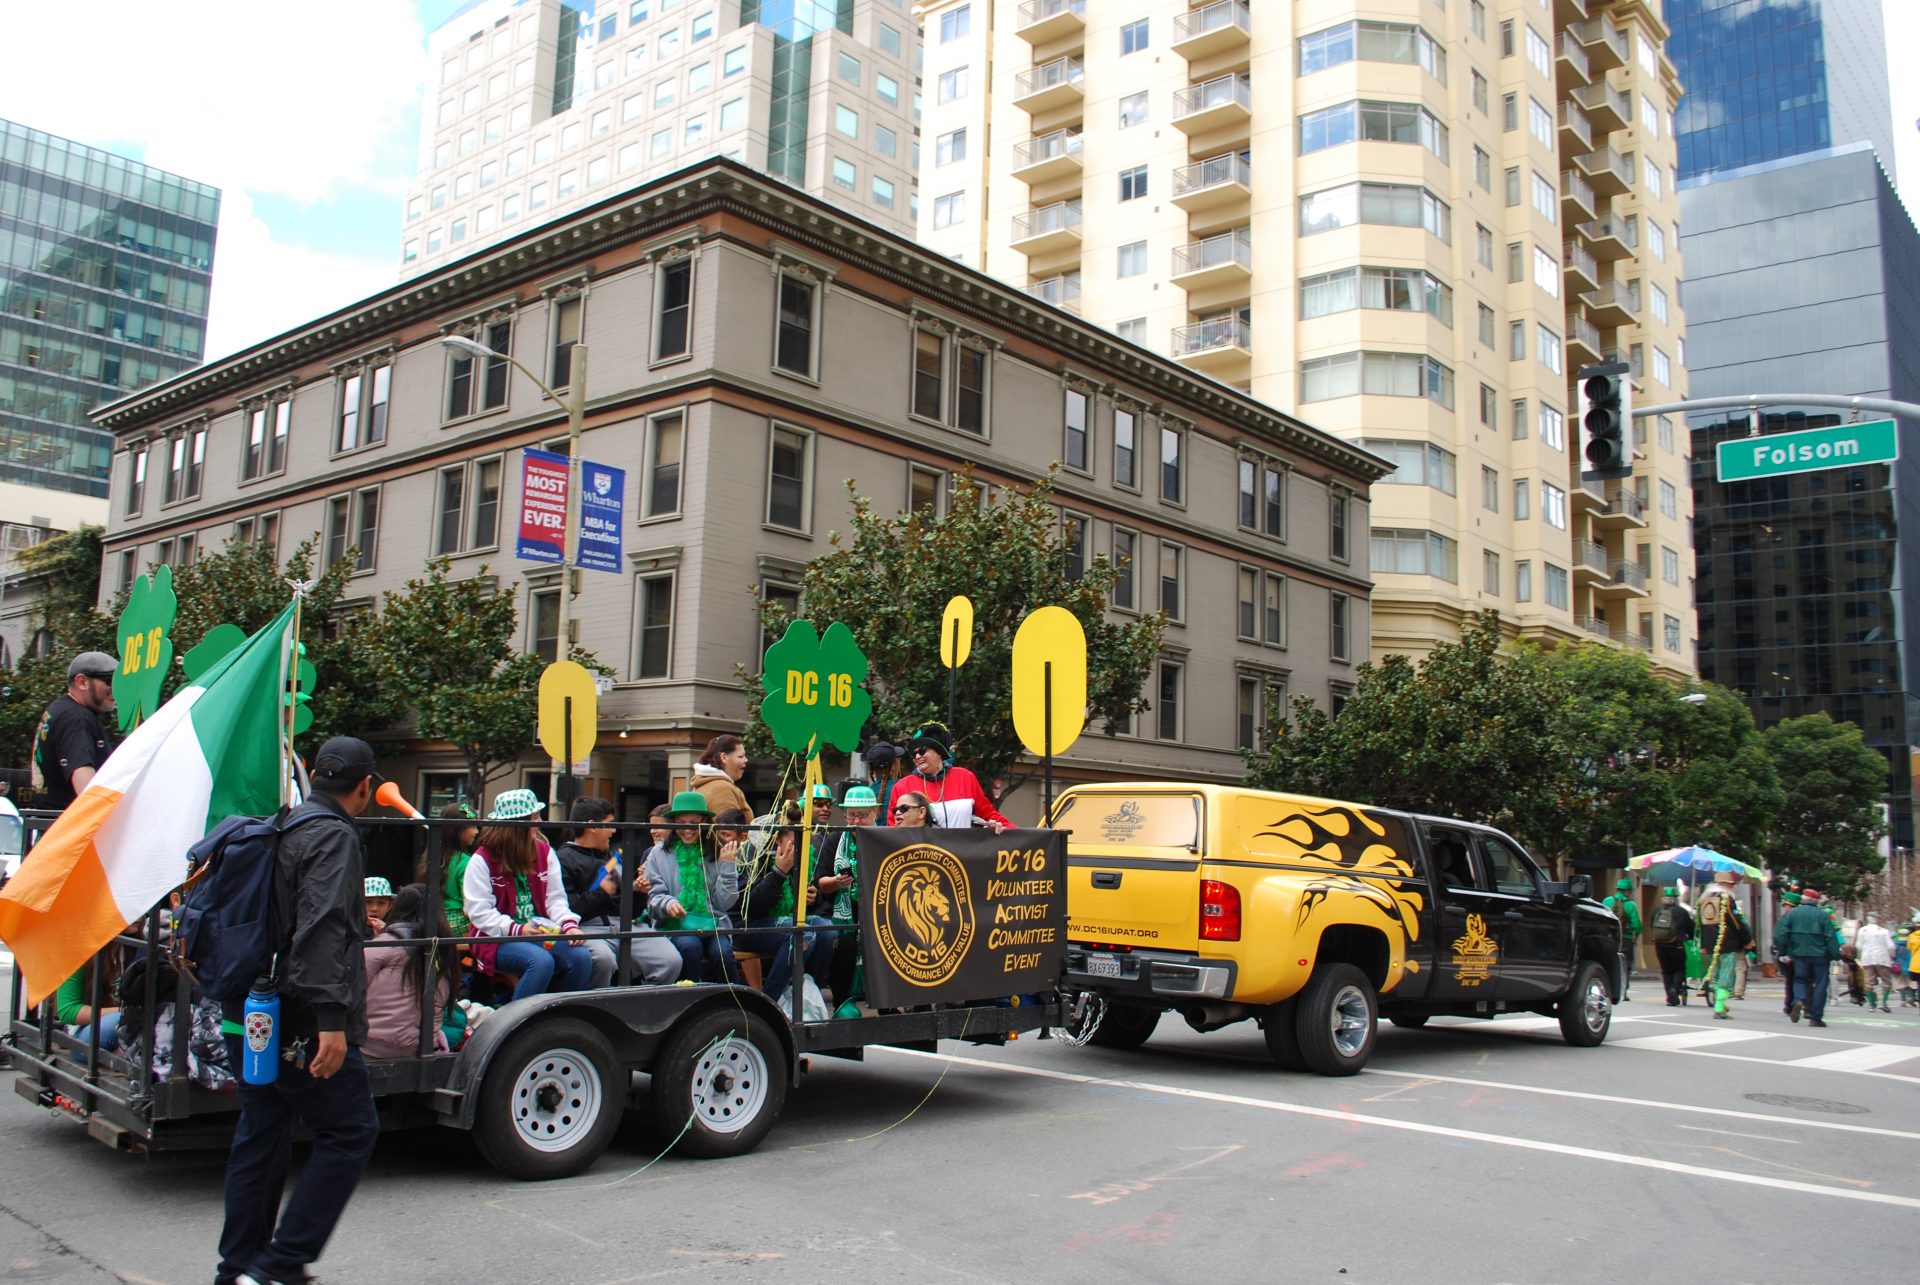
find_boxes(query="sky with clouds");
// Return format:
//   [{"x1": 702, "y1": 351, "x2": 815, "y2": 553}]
[{"x1": 1, "y1": 1, "x2": 1917, "y2": 369}]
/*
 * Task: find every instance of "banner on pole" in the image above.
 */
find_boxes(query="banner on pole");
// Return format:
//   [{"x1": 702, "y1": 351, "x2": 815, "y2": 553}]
[
  {"x1": 517, "y1": 448, "x2": 569, "y2": 564},
  {"x1": 576, "y1": 458, "x2": 625, "y2": 572},
  {"x1": 855, "y1": 826, "x2": 1065, "y2": 1008}
]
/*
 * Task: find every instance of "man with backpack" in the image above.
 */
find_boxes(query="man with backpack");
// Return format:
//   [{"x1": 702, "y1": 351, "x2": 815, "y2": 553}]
[
  {"x1": 216, "y1": 737, "x2": 382, "y2": 1285},
  {"x1": 1647, "y1": 886, "x2": 1693, "y2": 1006},
  {"x1": 1602, "y1": 878, "x2": 1642, "y2": 1000},
  {"x1": 1694, "y1": 869, "x2": 1753, "y2": 1020}
]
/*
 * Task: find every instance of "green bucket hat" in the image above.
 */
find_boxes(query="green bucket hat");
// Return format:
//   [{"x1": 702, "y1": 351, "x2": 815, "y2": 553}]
[
  {"x1": 488, "y1": 788, "x2": 544, "y2": 821},
  {"x1": 667, "y1": 789, "x2": 713, "y2": 818}
]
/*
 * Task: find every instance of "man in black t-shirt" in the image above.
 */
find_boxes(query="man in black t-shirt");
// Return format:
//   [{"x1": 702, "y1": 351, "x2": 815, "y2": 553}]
[{"x1": 30, "y1": 651, "x2": 117, "y2": 810}]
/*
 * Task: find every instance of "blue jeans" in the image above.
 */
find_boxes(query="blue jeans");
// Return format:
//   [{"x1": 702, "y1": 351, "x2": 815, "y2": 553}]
[
  {"x1": 216, "y1": 1038, "x2": 379, "y2": 1285},
  {"x1": 734, "y1": 916, "x2": 834, "y2": 998},
  {"x1": 1789, "y1": 956, "x2": 1831, "y2": 1020},
  {"x1": 72, "y1": 1009, "x2": 121, "y2": 1049},
  {"x1": 670, "y1": 932, "x2": 740, "y2": 983},
  {"x1": 495, "y1": 939, "x2": 597, "y2": 1002}
]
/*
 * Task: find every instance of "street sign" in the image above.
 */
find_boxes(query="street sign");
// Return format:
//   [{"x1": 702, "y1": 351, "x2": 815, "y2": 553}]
[
  {"x1": 576, "y1": 458, "x2": 625, "y2": 573},
  {"x1": 537, "y1": 660, "x2": 599, "y2": 765},
  {"x1": 1715, "y1": 419, "x2": 1898, "y2": 482},
  {"x1": 517, "y1": 448, "x2": 569, "y2": 564}
]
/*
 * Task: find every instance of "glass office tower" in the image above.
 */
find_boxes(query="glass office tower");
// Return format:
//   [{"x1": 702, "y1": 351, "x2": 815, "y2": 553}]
[{"x1": 0, "y1": 119, "x2": 220, "y2": 498}]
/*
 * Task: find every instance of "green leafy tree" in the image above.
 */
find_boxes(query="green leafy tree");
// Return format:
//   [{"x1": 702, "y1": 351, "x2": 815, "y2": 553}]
[
  {"x1": 0, "y1": 525, "x2": 117, "y2": 766},
  {"x1": 1760, "y1": 713, "x2": 1887, "y2": 900},
  {"x1": 743, "y1": 468, "x2": 1165, "y2": 790}
]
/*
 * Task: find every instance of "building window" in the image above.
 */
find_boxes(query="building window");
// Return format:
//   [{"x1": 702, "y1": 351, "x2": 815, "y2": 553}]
[
  {"x1": 1545, "y1": 563, "x2": 1570, "y2": 609},
  {"x1": 1299, "y1": 266, "x2": 1453, "y2": 326},
  {"x1": 1117, "y1": 240, "x2": 1148, "y2": 278},
  {"x1": 1365, "y1": 440, "x2": 1458, "y2": 495},
  {"x1": 337, "y1": 362, "x2": 392, "y2": 456},
  {"x1": 832, "y1": 157, "x2": 856, "y2": 190},
  {"x1": 1663, "y1": 614, "x2": 1682, "y2": 652},
  {"x1": 643, "y1": 411, "x2": 684, "y2": 519},
  {"x1": 1300, "y1": 182, "x2": 1451, "y2": 242},
  {"x1": 1119, "y1": 166, "x2": 1148, "y2": 201},
  {"x1": 1120, "y1": 18, "x2": 1149, "y2": 55},
  {"x1": 1483, "y1": 550, "x2": 1500, "y2": 594},
  {"x1": 124, "y1": 447, "x2": 147, "y2": 516},
  {"x1": 912, "y1": 328, "x2": 945, "y2": 420},
  {"x1": 1330, "y1": 492, "x2": 1349, "y2": 561},
  {"x1": 1512, "y1": 398, "x2": 1529, "y2": 440},
  {"x1": 1653, "y1": 347, "x2": 1672, "y2": 386},
  {"x1": 953, "y1": 345, "x2": 989, "y2": 434},
  {"x1": 447, "y1": 319, "x2": 511, "y2": 420},
  {"x1": 634, "y1": 572, "x2": 675, "y2": 679},
  {"x1": 908, "y1": 464, "x2": 946, "y2": 518},
  {"x1": 1159, "y1": 542, "x2": 1183, "y2": 620},
  {"x1": 1263, "y1": 573, "x2": 1287, "y2": 645},
  {"x1": 1157, "y1": 660, "x2": 1183, "y2": 742},
  {"x1": 1371, "y1": 528, "x2": 1459, "y2": 582},
  {"x1": 1509, "y1": 321, "x2": 1526, "y2": 360},
  {"x1": 1471, "y1": 69, "x2": 1488, "y2": 113},
  {"x1": 1514, "y1": 479, "x2": 1531, "y2": 519},
  {"x1": 1063, "y1": 388, "x2": 1089, "y2": 472},
  {"x1": 936, "y1": 128, "x2": 966, "y2": 166},
  {"x1": 1662, "y1": 546, "x2": 1681, "y2": 585},
  {"x1": 940, "y1": 4, "x2": 969, "y2": 42},
  {"x1": 1473, "y1": 146, "x2": 1491, "y2": 190},
  {"x1": 1536, "y1": 325, "x2": 1562, "y2": 374},
  {"x1": 654, "y1": 258, "x2": 694, "y2": 360},
  {"x1": 774, "y1": 274, "x2": 818, "y2": 378},
  {"x1": 163, "y1": 427, "x2": 206, "y2": 504},
  {"x1": 435, "y1": 465, "x2": 466, "y2": 557},
  {"x1": 1061, "y1": 512, "x2": 1087, "y2": 581},
  {"x1": 1113, "y1": 407, "x2": 1138, "y2": 489},
  {"x1": 1111, "y1": 528, "x2": 1138, "y2": 611},
  {"x1": 871, "y1": 175, "x2": 894, "y2": 209},
  {"x1": 1119, "y1": 90, "x2": 1147, "y2": 128},
  {"x1": 937, "y1": 67, "x2": 968, "y2": 104},
  {"x1": 1539, "y1": 403, "x2": 1565, "y2": 451},
  {"x1": 933, "y1": 192, "x2": 966, "y2": 229},
  {"x1": 1515, "y1": 561, "x2": 1532, "y2": 602},
  {"x1": 1237, "y1": 455, "x2": 1286, "y2": 537},
  {"x1": 1531, "y1": 171, "x2": 1556, "y2": 222},
  {"x1": 1659, "y1": 479, "x2": 1678, "y2": 518},
  {"x1": 1159, "y1": 423, "x2": 1184, "y2": 504},
  {"x1": 766, "y1": 424, "x2": 812, "y2": 532},
  {"x1": 1541, "y1": 482, "x2": 1567, "y2": 529},
  {"x1": 1299, "y1": 351, "x2": 1455, "y2": 409},
  {"x1": 325, "y1": 487, "x2": 380, "y2": 573},
  {"x1": 1479, "y1": 382, "x2": 1497, "y2": 427},
  {"x1": 1330, "y1": 593, "x2": 1350, "y2": 660},
  {"x1": 244, "y1": 401, "x2": 290, "y2": 481},
  {"x1": 1237, "y1": 566, "x2": 1258, "y2": 639},
  {"x1": 1299, "y1": 100, "x2": 1449, "y2": 162},
  {"x1": 549, "y1": 296, "x2": 583, "y2": 389},
  {"x1": 530, "y1": 588, "x2": 559, "y2": 663},
  {"x1": 1298, "y1": 20, "x2": 1446, "y2": 81},
  {"x1": 1525, "y1": 25, "x2": 1551, "y2": 75},
  {"x1": 1481, "y1": 465, "x2": 1499, "y2": 511}
]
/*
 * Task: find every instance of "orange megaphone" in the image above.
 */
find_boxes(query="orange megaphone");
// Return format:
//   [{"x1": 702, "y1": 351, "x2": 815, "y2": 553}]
[{"x1": 375, "y1": 780, "x2": 424, "y2": 819}]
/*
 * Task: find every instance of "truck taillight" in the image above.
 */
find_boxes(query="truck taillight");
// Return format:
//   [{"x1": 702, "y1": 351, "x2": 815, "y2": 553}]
[{"x1": 1200, "y1": 880, "x2": 1240, "y2": 941}]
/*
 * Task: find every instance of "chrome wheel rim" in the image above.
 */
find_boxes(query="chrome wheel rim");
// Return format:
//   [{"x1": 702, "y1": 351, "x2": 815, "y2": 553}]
[
  {"x1": 511, "y1": 1046, "x2": 601, "y2": 1153},
  {"x1": 1583, "y1": 977, "x2": 1611, "y2": 1033},
  {"x1": 1329, "y1": 985, "x2": 1372, "y2": 1058},
  {"x1": 689, "y1": 1034, "x2": 768, "y2": 1134}
]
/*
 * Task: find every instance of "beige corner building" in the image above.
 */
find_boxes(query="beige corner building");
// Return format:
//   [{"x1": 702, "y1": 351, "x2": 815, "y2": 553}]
[{"x1": 918, "y1": 0, "x2": 1696, "y2": 679}]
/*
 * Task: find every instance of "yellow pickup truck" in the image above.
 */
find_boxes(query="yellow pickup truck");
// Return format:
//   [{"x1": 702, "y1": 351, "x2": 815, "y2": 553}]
[{"x1": 1059, "y1": 783, "x2": 1622, "y2": 1075}]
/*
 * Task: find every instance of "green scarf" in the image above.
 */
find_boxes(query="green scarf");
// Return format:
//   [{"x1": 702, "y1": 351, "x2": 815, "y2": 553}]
[
  {"x1": 831, "y1": 831, "x2": 859, "y2": 924},
  {"x1": 671, "y1": 838, "x2": 711, "y2": 923}
]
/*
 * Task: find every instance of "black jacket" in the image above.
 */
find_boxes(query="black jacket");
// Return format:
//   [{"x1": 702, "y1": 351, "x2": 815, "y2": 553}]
[
  {"x1": 556, "y1": 840, "x2": 622, "y2": 922},
  {"x1": 277, "y1": 793, "x2": 369, "y2": 1043}
]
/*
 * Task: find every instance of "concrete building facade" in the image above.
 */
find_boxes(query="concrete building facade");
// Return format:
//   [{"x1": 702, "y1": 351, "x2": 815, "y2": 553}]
[
  {"x1": 914, "y1": 0, "x2": 1697, "y2": 679},
  {"x1": 104, "y1": 159, "x2": 1385, "y2": 821},
  {"x1": 402, "y1": 0, "x2": 921, "y2": 276}
]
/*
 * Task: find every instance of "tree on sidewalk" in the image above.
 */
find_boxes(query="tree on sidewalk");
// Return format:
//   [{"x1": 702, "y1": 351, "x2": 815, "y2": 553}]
[
  {"x1": 742, "y1": 467, "x2": 1165, "y2": 790},
  {"x1": 1760, "y1": 713, "x2": 1887, "y2": 901}
]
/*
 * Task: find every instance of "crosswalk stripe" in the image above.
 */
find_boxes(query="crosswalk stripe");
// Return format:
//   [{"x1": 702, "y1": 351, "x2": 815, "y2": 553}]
[
  {"x1": 1786, "y1": 1044, "x2": 1920, "y2": 1073},
  {"x1": 1611, "y1": 1029, "x2": 1777, "y2": 1053}
]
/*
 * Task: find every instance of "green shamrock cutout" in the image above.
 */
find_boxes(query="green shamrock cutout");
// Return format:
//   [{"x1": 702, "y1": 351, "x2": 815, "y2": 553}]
[
  {"x1": 180, "y1": 623, "x2": 247, "y2": 683},
  {"x1": 759, "y1": 619, "x2": 871, "y2": 755},
  {"x1": 288, "y1": 643, "x2": 316, "y2": 736},
  {"x1": 113, "y1": 565, "x2": 178, "y2": 730}
]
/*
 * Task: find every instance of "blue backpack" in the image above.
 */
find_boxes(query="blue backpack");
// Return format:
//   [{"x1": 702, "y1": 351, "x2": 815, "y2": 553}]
[{"x1": 172, "y1": 808, "x2": 331, "y2": 1004}]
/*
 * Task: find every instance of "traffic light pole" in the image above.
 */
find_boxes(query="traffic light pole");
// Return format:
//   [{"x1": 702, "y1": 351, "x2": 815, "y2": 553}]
[{"x1": 1630, "y1": 393, "x2": 1920, "y2": 422}]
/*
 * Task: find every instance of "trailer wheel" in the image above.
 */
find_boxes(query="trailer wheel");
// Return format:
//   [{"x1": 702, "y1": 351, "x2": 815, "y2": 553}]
[
  {"x1": 1294, "y1": 964, "x2": 1377, "y2": 1076},
  {"x1": 1088, "y1": 1002, "x2": 1160, "y2": 1050},
  {"x1": 1557, "y1": 961, "x2": 1612, "y2": 1047},
  {"x1": 473, "y1": 1017, "x2": 622, "y2": 1181},
  {"x1": 651, "y1": 1008, "x2": 788, "y2": 1158},
  {"x1": 1262, "y1": 1000, "x2": 1307, "y2": 1071}
]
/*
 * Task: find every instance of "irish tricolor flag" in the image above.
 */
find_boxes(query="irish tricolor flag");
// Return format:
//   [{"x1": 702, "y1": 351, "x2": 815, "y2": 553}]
[{"x1": 0, "y1": 602, "x2": 297, "y2": 1005}]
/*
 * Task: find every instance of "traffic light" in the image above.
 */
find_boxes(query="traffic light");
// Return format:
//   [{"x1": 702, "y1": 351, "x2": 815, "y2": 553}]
[{"x1": 1578, "y1": 360, "x2": 1633, "y2": 481}]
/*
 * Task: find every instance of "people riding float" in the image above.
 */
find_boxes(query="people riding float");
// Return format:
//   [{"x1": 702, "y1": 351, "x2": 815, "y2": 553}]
[
  {"x1": 556, "y1": 796, "x2": 683, "y2": 986},
  {"x1": 362, "y1": 883, "x2": 459, "y2": 1058},
  {"x1": 363, "y1": 877, "x2": 394, "y2": 935},
  {"x1": 644, "y1": 791, "x2": 742, "y2": 983},
  {"x1": 827, "y1": 784, "x2": 880, "y2": 1019},
  {"x1": 886, "y1": 723, "x2": 1011, "y2": 833},
  {"x1": 462, "y1": 790, "x2": 597, "y2": 1003},
  {"x1": 690, "y1": 733, "x2": 753, "y2": 820},
  {"x1": 736, "y1": 821, "x2": 836, "y2": 1006},
  {"x1": 433, "y1": 803, "x2": 480, "y2": 933}
]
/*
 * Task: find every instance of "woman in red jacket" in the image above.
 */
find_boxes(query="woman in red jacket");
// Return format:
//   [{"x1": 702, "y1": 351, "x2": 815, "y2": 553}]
[{"x1": 885, "y1": 723, "x2": 1010, "y2": 832}]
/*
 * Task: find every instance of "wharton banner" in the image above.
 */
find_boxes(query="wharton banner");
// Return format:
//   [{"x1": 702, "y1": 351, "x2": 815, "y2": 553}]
[
  {"x1": 576, "y1": 457, "x2": 625, "y2": 573},
  {"x1": 854, "y1": 827, "x2": 1065, "y2": 1009}
]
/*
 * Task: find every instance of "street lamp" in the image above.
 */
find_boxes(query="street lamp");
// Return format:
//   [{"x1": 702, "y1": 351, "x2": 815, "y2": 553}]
[
  {"x1": 1679, "y1": 692, "x2": 1709, "y2": 705},
  {"x1": 439, "y1": 333, "x2": 590, "y2": 811}
]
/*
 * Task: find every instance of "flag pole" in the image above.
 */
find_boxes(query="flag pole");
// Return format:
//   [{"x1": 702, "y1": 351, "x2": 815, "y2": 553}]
[{"x1": 282, "y1": 579, "x2": 307, "y2": 809}]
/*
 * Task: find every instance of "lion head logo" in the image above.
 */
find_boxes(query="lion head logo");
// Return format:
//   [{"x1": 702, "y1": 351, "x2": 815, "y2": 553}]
[{"x1": 873, "y1": 843, "x2": 976, "y2": 987}]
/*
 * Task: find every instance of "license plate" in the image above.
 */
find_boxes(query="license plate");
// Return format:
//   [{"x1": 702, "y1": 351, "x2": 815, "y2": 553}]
[{"x1": 1086, "y1": 954, "x2": 1122, "y2": 979}]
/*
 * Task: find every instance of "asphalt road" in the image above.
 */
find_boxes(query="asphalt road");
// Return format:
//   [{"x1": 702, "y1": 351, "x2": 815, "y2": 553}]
[{"x1": 0, "y1": 974, "x2": 1914, "y2": 1285}]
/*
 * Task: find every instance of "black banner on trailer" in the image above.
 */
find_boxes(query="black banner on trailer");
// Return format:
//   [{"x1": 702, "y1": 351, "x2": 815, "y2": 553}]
[{"x1": 855, "y1": 826, "x2": 1066, "y2": 1009}]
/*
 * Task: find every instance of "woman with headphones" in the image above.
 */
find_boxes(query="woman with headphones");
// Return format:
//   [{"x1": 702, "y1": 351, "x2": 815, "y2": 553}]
[{"x1": 884, "y1": 723, "x2": 1011, "y2": 833}]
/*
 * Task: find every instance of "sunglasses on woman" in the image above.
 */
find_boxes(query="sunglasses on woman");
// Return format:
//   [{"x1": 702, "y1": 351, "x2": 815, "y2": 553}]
[{"x1": 894, "y1": 804, "x2": 924, "y2": 816}]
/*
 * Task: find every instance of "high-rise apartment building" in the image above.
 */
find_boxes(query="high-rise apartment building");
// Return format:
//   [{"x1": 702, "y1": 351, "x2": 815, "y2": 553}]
[
  {"x1": 402, "y1": 0, "x2": 921, "y2": 275},
  {"x1": 0, "y1": 119, "x2": 220, "y2": 498},
  {"x1": 917, "y1": 0, "x2": 1696, "y2": 677}
]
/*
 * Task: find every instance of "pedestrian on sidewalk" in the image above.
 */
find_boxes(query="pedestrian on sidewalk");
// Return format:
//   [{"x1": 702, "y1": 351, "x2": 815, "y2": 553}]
[
  {"x1": 1647, "y1": 886, "x2": 1692, "y2": 1006},
  {"x1": 1604, "y1": 878, "x2": 1642, "y2": 1001},
  {"x1": 1855, "y1": 912, "x2": 1896, "y2": 1013},
  {"x1": 1774, "y1": 885, "x2": 1841, "y2": 1027},
  {"x1": 1902, "y1": 921, "x2": 1920, "y2": 1007},
  {"x1": 1695, "y1": 870, "x2": 1752, "y2": 1020}
]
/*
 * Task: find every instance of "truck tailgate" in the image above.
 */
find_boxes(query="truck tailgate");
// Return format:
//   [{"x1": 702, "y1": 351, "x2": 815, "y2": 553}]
[{"x1": 1055, "y1": 790, "x2": 1207, "y2": 956}]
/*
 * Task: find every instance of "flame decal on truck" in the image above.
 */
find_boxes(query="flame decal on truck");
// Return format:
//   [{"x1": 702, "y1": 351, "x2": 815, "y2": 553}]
[{"x1": 1248, "y1": 802, "x2": 1425, "y2": 944}]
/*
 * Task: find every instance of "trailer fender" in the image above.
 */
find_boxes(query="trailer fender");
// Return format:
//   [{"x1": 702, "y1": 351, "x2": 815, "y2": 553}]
[{"x1": 444, "y1": 985, "x2": 796, "y2": 1130}]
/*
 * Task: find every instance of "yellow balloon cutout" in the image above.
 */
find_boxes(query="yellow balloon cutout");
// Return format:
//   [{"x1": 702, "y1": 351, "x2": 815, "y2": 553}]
[
  {"x1": 940, "y1": 595, "x2": 974, "y2": 668},
  {"x1": 1011, "y1": 606, "x2": 1087, "y2": 758},
  {"x1": 537, "y1": 660, "x2": 599, "y2": 764}
]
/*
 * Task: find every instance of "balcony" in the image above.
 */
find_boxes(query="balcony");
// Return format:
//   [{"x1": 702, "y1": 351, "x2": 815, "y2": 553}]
[
  {"x1": 1573, "y1": 15, "x2": 1628, "y2": 71},
  {"x1": 1011, "y1": 128, "x2": 1084, "y2": 184},
  {"x1": 1026, "y1": 273, "x2": 1082, "y2": 313},
  {"x1": 1015, "y1": 0, "x2": 1085, "y2": 45},
  {"x1": 1595, "y1": 488, "x2": 1648, "y2": 530},
  {"x1": 1010, "y1": 198, "x2": 1083, "y2": 255},
  {"x1": 1621, "y1": 631, "x2": 1652, "y2": 653},
  {"x1": 1173, "y1": 73, "x2": 1252, "y2": 134},
  {"x1": 1573, "y1": 539, "x2": 1610, "y2": 583},
  {"x1": 1597, "y1": 560, "x2": 1650, "y2": 597},
  {"x1": 1578, "y1": 215, "x2": 1637, "y2": 260},
  {"x1": 1576, "y1": 144, "x2": 1633, "y2": 196},
  {"x1": 1171, "y1": 151, "x2": 1252, "y2": 213},
  {"x1": 1172, "y1": 0, "x2": 1251, "y2": 60},
  {"x1": 1556, "y1": 0, "x2": 1590, "y2": 23},
  {"x1": 1561, "y1": 168, "x2": 1597, "y2": 223},
  {"x1": 1573, "y1": 81, "x2": 1631, "y2": 134},
  {"x1": 1014, "y1": 57, "x2": 1086, "y2": 113},
  {"x1": 1171, "y1": 315, "x2": 1252, "y2": 371},
  {"x1": 1567, "y1": 308, "x2": 1603, "y2": 364},
  {"x1": 1170, "y1": 227, "x2": 1252, "y2": 291},
  {"x1": 1571, "y1": 474, "x2": 1608, "y2": 514},
  {"x1": 1559, "y1": 100, "x2": 1593, "y2": 152},
  {"x1": 1556, "y1": 30, "x2": 1590, "y2": 87},
  {"x1": 1564, "y1": 241, "x2": 1599, "y2": 293},
  {"x1": 1575, "y1": 614, "x2": 1612, "y2": 641},
  {"x1": 1588, "y1": 281, "x2": 1640, "y2": 328}
]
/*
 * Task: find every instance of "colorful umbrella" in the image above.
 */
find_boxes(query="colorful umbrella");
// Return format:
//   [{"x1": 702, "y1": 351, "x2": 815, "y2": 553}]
[{"x1": 1628, "y1": 845, "x2": 1765, "y2": 885}]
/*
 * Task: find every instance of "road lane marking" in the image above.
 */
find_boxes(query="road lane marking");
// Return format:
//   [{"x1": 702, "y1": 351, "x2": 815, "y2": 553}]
[
  {"x1": 1677, "y1": 1124, "x2": 1798, "y2": 1144},
  {"x1": 1786, "y1": 1044, "x2": 1920, "y2": 1073},
  {"x1": 1365, "y1": 1068, "x2": 1920, "y2": 1140},
  {"x1": 880, "y1": 1049, "x2": 1920, "y2": 1210},
  {"x1": 1700, "y1": 1145, "x2": 1870, "y2": 1188},
  {"x1": 1610, "y1": 1029, "x2": 1777, "y2": 1052},
  {"x1": 1431, "y1": 1015, "x2": 1920, "y2": 1082}
]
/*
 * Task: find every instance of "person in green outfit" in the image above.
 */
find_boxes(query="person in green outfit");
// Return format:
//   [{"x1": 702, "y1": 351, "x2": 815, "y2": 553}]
[
  {"x1": 1694, "y1": 869, "x2": 1753, "y2": 1019},
  {"x1": 433, "y1": 803, "x2": 480, "y2": 933},
  {"x1": 826, "y1": 784, "x2": 880, "y2": 1018},
  {"x1": 1603, "y1": 877, "x2": 1642, "y2": 1001}
]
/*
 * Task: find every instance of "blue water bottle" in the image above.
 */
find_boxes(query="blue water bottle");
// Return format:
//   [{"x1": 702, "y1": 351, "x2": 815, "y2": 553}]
[{"x1": 241, "y1": 979, "x2": 281, "y2": 1085}]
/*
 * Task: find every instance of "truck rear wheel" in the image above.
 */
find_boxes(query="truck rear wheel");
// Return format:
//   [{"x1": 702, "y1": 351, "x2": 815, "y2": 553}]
[
  {"x1": 1557, "y1": 961, "x2": 1612, "y2": 1047},
  {"x1": 1089, "y1": 1002, "x2": 1160, "y2": 1050},
  {"x1": 1294, "y1": 964, "x2": 1377, "y2": 1076},
  {"x1": 1262, "y1": 1000, "x2": 1307, "y2": 1071},
  {"x1": 473, "y1": 1016, "x2": 623, "y2": 1181},
  {"x1": 650, "y1": 1008, "x2": 788, "y2": 1158}
]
